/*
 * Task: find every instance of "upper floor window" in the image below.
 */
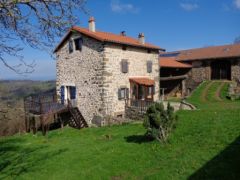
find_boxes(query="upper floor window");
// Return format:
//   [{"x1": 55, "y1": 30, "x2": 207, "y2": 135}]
[
  {"x1": 74, "y1": 38, "x2": 83, "y2": 51},
  {"x1": 69, "y1": 40, "x2": 73, "y2": 53},
  {"x1": 147, "y1": 61, "x2": 152, "y2": 73},
  {"x1": 121, "y1": 59, "x2": 128, "y2": 73}
]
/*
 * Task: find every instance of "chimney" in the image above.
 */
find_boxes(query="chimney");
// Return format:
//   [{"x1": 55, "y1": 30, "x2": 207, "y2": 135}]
[
  {"x1": 120, "y1": 31, "x2": 126, "y2": 36},
  {"x1": 138, "y1": 33, "x2": 145, "y2": 44},
  {"x1": 88, "y1": 17, "x2": 95, "y2": 32}
]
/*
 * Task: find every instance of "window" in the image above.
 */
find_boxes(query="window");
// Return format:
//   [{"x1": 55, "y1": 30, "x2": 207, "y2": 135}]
[
  {"x1": 118, "y1": 88, "x2": 129, "y2": 100},
  {"x1": 69, "y1": 86, "x2": 76, "y2": 100},
  {"x1": 74, "y1": 38, "x2": 83, "y2": 51},
  {"x1": 147, "y1": 61, "x2": 152, "y2": 73},
  {"x1": 147, "y1": 86, "x2": 155, "y2": 96},
  {"x1": 121, "y1": 59, "x2": 128, "y2": 73},
  {"x1": 69, "y1": 40, "x2": 73, "y2": 53}
]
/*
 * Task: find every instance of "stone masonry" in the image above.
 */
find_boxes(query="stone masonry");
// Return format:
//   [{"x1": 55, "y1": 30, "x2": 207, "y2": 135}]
[
  {"x1": 56, "y1": 32, "x2": 160, "y2": 125},
  {"x1": 56, "y1": 33, "x2": 105, "y2": 125},
  {"x1": 231, "y1": 58, "x2": 240, "y2": 82},
  {"x1": 102, "y1": 44, "x2": 160, "y2": 117}
]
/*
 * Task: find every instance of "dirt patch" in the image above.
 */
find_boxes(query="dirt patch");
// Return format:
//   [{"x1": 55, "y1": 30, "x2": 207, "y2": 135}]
[
  {"x1": 201, "y1": 81, "x2": 214, "y2": 102},
  {"x1": 215, "y1": 82, "x2": 226, "y2": 101}
]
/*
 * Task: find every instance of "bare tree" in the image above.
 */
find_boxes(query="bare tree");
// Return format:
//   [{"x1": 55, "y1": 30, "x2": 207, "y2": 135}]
[
  {"x1": 234, "y1": 36, "x2": 240, "y2": 44},
  {"x1": 0, "y1": 0, "x2": 87, "y2": 74}
]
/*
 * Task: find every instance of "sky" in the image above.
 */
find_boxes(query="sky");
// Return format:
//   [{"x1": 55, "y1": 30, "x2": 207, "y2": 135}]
[{"x1": 1, "y1": 0, "x2": 240, "y2": 80}]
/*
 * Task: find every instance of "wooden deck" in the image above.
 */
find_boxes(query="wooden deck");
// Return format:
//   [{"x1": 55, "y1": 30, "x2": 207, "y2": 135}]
[
  {"x1": 24, "y1": 93, "x2": 67, "y2": 115},
  {"x1": 24, "y1": 93, "x2": 88, "y2": 135}
]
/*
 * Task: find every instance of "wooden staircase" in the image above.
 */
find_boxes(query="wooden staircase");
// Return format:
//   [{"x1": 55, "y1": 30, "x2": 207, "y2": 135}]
[{"x1": 67, "y1": 100, "x2": 88, "y2": 129}]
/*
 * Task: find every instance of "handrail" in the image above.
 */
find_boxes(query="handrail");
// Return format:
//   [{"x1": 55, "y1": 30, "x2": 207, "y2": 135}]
[
  {"x1": 24, "y1": 93, "x2": 59, "y2": 114},
  {"x1": 126, "y1": 98, "x2": 154, "y2": 113}
]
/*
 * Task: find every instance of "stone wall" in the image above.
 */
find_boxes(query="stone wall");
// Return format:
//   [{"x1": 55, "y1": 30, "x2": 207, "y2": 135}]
[
  {"x1": 56, "y1": 33, "x2": 105, "y2": 125},
  {"x1": 102, "y1": 44, "x2": 160, "y2": 117},
  {"x1": 189, "y1": 61, "x2": 210, "y2": 83},
  {"x1": 125, "y1": 106, "x2": 145, "y2": 121},
  {"x1": 188, "y1": 59, "x2": 240, "y2": 83},
  {"x1": 231, "y1": 58, "x2": 240, "y2": 82}
]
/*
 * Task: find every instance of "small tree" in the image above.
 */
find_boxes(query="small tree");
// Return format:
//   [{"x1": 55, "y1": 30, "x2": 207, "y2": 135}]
[{"x1": 143, "y1": 102, "x2": 178, "y2": 142}]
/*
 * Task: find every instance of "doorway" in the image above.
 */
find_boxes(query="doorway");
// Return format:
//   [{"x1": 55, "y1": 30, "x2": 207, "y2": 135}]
[
  {"x1": 211, "y1": 60, "x2": 231, "y2": 80},
  {"x1": 60, "y1": 86, "x2": 77, "y2": 106}
]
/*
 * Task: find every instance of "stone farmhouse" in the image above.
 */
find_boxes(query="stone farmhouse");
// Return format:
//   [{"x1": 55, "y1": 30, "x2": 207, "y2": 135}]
[
  {"x1": 160, "y1": 44, "x2": 240, "y2": 97},
  {"x1": 54, "y1": 16, "x2": 240, "y2": 126},
  {"x1": 54, "y1": 17, "x2": 165, "y2": 125}
]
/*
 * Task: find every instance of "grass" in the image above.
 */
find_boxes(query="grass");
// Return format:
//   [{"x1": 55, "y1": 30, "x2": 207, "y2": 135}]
[
  {"x1": 166, "y1": 96, "x2": 182, "y2": 102},
  {"x1": 0, "y1": 81, "x2": 240, "y2": 179}
]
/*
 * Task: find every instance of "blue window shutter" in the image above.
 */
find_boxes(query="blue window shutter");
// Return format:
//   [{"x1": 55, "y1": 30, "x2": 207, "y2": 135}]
[{"x1": 60, "y1": 86, "x2": 65, "y2": 104}]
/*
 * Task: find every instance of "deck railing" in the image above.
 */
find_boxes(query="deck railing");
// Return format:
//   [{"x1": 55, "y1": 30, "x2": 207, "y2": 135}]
[
  {"x1": 125, "y1": 99, "x2": 154, "y2": 112},
  {"x1": 24, "y1": 93, "x2": 59, "y2": 114}
]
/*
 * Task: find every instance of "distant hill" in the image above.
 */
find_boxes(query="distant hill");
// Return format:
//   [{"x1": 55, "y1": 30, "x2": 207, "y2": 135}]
[
  {"x1": 0, "y1": 80, "x2": 56, "y2": 136},
  {"x1": 0, "y1": 80, "x2": 56, "y2": 105}
]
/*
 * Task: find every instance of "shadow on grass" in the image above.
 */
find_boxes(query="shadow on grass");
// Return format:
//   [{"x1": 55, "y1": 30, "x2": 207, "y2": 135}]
[
  {"x1": 0, "y1": 137, "x2": 68, "y2": 179},
  {"x1": 188, "y1": 136, "x2": 240, "y2": 180},
  {"x1": 124, "y1": 135, "x2": 154, "y2": 144}
]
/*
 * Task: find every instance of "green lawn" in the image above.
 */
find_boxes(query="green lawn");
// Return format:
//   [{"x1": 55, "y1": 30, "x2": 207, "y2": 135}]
[{"x1": 1, "y1": 81, "x2": 240, "y2": 179}]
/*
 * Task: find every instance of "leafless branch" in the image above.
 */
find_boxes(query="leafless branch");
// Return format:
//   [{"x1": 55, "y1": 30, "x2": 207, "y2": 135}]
[{"x1": 0, "y1": 0, "x2": 88, "y2": 74}]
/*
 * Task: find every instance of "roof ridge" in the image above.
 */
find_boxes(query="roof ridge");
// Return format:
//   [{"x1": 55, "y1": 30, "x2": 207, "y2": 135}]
[
  {"x1": 54, "y1": 26, "x2": 164, "y2": 52},
  {"x1": 165, "y1": 43, "x2": 240, "y2": 54},
  {"x1": 72, "y1": 26, "x2": 158, "y2": 46}
]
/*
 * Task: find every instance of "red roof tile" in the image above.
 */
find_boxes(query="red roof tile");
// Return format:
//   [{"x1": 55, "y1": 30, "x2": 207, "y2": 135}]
[
  {"x1": 175, "y1": 44, "x2": 240, "y2": 61},
  {"x1": 129, "y1": 77, "x2": 155, "y2": 86},
  {"x1": 54, "y1": 26, "x2": 164, "y2": 52},
  {"x1": 160, "y1": 57, "x2": 192, "y2": 68}
]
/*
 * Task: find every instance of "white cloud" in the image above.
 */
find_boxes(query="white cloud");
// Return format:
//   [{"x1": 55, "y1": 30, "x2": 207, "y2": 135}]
[
  {"x1": 234, "y1": 0, "x2": 240, "y2": 9},
  {"x1": 110, "y1": 0, "x2": 139, "y2": 13},
  {"x1": 180, "y1": 3, "x2": 199, "y2": 11}
]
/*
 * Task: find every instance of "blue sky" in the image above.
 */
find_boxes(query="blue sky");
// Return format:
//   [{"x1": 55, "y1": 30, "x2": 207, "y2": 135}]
[{"x1": 1, "y1": 0, "x2": 239, "y2": 80}]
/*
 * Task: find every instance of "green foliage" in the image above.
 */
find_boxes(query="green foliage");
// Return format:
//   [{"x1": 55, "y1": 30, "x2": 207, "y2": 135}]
[
  {"x1": 0, "y1": 80, "x2": 240, "y2": 179},
  {"x1": 144, "y1": 102, "x2": 177, "y2": 142}
]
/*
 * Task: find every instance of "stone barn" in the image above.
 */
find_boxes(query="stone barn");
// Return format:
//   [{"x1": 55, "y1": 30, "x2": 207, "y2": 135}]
[
  {"x1": 54, "y1": 17, "x2": 164, "y2": 126},
  {"x1": 160, "y1": 44, "x2": 240, "y2": 98},
  {"x1": 159, "y1": 56, "x2": 192, "y2": 98}
]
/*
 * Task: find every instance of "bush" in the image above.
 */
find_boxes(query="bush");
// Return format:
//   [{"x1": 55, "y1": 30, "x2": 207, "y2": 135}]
[{"x1": 143, "y1": 102, "x2": 178, "y2": 142}]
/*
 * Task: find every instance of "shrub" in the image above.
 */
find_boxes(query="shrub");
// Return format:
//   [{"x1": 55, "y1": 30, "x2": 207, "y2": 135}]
[{"x1": 143, "y1": 102, "x2": 178, "y2": 142}]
